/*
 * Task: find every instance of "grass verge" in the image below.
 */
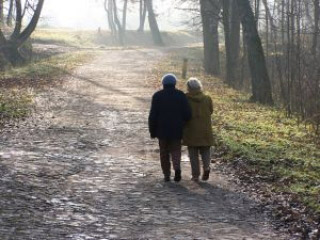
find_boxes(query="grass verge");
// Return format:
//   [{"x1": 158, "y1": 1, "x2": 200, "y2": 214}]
[
  {"x1": 32, "y1": 28, "x2": 202, "y2": 48},
  {"x1": 0, "y1": 51, "x2": 92, "y2": 125},
  {"x1": 153, "y1": 46, "x2": 320, "y2": 217}
]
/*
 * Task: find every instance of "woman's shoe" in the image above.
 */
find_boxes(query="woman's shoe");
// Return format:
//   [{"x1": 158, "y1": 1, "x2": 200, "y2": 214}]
[{"x1": 202, "y1": 169, "x2": 210, "y2": 181}]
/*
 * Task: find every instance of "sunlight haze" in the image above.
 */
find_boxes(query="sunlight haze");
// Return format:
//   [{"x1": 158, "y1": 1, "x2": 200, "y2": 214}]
[{"x1": 41, "y1": 0, "x2": 187, "y2": 30}]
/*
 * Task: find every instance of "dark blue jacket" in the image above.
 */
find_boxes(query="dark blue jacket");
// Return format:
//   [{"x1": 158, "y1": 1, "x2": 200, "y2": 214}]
[{"x1": 148, "y1": 85, "x2": 192, "y2": 140}]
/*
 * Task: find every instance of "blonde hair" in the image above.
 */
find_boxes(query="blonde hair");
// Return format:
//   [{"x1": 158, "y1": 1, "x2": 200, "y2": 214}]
[{"x1": 187, "y1": 78, "x2": 203, "y2": 91}]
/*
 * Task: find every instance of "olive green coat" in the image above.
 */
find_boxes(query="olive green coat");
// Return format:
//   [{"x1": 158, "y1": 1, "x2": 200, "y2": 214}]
[{"x1": 183, "y1": 91, "x2": 214, "y2": 146}]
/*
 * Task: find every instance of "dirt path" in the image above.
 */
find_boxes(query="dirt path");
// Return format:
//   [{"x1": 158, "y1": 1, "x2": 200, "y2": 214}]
[{"x1": 0, "y1": 49, "x2": 288, "y2": 240}]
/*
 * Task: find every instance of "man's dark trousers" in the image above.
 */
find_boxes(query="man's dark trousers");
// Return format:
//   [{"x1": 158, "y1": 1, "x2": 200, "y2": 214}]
[{"x1": 159, "y1": 139, "x2": 181, "y2": 177}]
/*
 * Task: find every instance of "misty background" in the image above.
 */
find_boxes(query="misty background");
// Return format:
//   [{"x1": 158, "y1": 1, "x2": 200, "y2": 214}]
[{"x1": 41, "y1": 0, "x2": 191, "y2": 30}]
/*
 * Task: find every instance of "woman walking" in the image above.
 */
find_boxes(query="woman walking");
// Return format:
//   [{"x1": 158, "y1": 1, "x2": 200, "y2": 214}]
[{"x1": 183, "y1": 78, "x2": 214, "y2": 182}]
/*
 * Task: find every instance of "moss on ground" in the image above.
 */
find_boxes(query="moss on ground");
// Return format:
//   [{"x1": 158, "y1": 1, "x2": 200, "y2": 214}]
[{"x1": 154, "y1": 46, "x2": 320, "y2": 214}]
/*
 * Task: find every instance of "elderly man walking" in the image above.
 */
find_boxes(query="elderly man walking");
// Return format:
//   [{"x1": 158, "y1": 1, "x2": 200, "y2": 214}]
[{"x1": 149, "y1": 74, "x2": 192, "y2": 182}]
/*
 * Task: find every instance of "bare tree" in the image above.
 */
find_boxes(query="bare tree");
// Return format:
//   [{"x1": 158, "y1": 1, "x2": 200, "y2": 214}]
[
  {"x1": 112, "y1": 0, "x2": 125, "y2": 45},
  {"x1": 0, "y1": 0, "x2": 45, "y2": 65},
  {"x1": 146, "y1": 0, "x2": 164, "y2": 46},
  {"x1": 138, "y1": 0, "x2": 147, "y2": 32},
  {"x1": 104, "y1": 0, "x2": 128, "y2": 45},
  {"x1": 238, "y1": 0, "x2": 273, "y2": 105},
  {"x1": 104, "y1": 0, "x2": 117, "y2": 38}
]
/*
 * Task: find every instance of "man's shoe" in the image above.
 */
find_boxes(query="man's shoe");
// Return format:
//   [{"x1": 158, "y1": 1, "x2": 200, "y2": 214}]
[
  {"x1": 174, "y1": 170, "x2": 181, "y2": 182},
  {"x1": 202, "y1": 169, "x2": 210, "y2": 181},
  {"x1": 164, "y1": 176, "x2": 170, "y2": 182}
]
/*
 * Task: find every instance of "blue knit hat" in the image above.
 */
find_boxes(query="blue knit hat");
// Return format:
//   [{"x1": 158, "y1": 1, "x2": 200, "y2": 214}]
[{"x1": 162, "y1": 74, "x2": 177, "y2": 86}]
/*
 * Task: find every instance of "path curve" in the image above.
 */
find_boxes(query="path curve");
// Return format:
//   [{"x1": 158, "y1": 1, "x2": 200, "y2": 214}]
[{"x1": 0, "y1": 49, "x2": 288, "y2": 240}]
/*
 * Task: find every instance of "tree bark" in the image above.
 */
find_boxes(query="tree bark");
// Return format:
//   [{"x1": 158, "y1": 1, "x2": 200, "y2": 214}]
[
  {"x1": 238, "y1": 0, "x2": 273, "y2": 105},
  {"x1": 146, "y1": 0, "x2": 164, "y2": 46},
  {"x1": 200, "y1": 0, "x2": 221, "y2": 75}
]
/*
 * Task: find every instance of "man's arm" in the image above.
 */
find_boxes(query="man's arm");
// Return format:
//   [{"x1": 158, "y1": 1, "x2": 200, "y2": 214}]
[
  {"x1": 182, "y1": 94, "x2": 192, "y2": 122},
  {"x1": 148, "y1": 94, "x2": 158, "y2": 138}
]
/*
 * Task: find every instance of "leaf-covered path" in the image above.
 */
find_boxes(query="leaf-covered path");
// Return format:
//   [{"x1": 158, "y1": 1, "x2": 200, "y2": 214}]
[{"x1": 0, "y1": 49, "x2": 288, "y2": 239}]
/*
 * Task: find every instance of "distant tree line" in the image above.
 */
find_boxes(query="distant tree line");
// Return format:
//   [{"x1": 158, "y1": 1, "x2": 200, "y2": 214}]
[
  {"x1": 103, "y1": 0, "x2": 164, "y2": 46},
  {"x1": 180, "y1": 0, "x2": 320, "y2": 132},
  {"x1": 0, "y1": 0, "x2": 165, "y2": 67}
]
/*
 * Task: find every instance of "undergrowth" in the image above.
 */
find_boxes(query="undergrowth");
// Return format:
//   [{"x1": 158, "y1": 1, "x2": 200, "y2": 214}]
[
  {"x1": 154, "y1": 46, "x2": 320, "y2": 214},
  {"x1": 2, "y1": 51, "x2": 90, "y2": 80},
  {"x1": 0, "y1": 51, "x2": 91, "y2": 124}
]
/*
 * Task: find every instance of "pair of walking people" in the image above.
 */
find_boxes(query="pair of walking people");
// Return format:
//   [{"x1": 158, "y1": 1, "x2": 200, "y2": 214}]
[{"x1": 148, "y1": 74, "x2": 214, "y2": 182}]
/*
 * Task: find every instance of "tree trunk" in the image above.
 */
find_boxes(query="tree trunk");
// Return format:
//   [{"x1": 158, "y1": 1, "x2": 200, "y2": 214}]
[
  {"x1": 222, "y1": 0, "x2": 240, "y2": 85},
  {"x1": 1, "y1": 43, "x2": 26, "y2": 65},
  {"x1": 138, "y1": 0, "x2": 147, "y2": 32},
  {"x1": 104, "y1": 0, "x2": 117, "y2": 37},
  {"x1": 200, "y1": 0, "x2": 221, "y2": 75},
  {"x1": 112, "y1": 0, "x2": 124, "y2": 45},
  {"x1": 146, "y1": 0, "x2": 164, "y2": 46},
  {"x1": 122, "y1": 0, "x2": 128, "y2": 33},
  {"x1": 312, "y1": 0, "x2": 320, "y2": 53},
  {"x1": 254, "y1": 0, "x2": 260, "y2": 28},
  {"x1": 238, "y1": 0, "x2": 273, "y2": 105},
  {"x1": 0, "y1": 0, "x2": 4, "y2": 25},
  {"x1": 17, "y1": 0, "x2": 44, "y2": 44}
]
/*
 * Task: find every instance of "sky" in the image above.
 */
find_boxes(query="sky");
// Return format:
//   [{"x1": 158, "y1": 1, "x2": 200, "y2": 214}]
[{"x1": 41, "y1": 0, "x2": 190, "y2": 30}]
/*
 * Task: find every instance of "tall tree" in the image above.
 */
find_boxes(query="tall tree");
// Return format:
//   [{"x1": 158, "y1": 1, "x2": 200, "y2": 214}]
[
  {"x1": 222, "y1": 0, "x2": 240, "y2": 85},
  {"x1": 112, "y1": 0, "x2": 125, "y2": 45},
  {"x1": 138, "y1": 0, "x2": 147, "y2": 32},
  {"x1": 104, "y1": 0, "x2": 117, "y2": 38},
  {"x1": 312, "y1": 0, "x2": 320, "y2": 53},
  {"x1": 200, "y1": 0, "x2": 221, "y2": 75},
  {"x1": 0, "y1": 0, "x2": 45, "y2": 65},
  {"x1": 238, "y1": 0, "x2": 273, "y2": 105},
  {"x1": 146, "y1": 0, "x2": 164, "y2": 46},
  {"x1": 104, "y1": 0, "x2": 127, "y2": 45}
]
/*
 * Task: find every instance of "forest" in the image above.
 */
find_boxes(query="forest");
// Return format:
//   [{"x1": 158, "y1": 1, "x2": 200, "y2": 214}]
[{"x1": 0, "y1": 0, "x2": 320, "y2": 239}]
